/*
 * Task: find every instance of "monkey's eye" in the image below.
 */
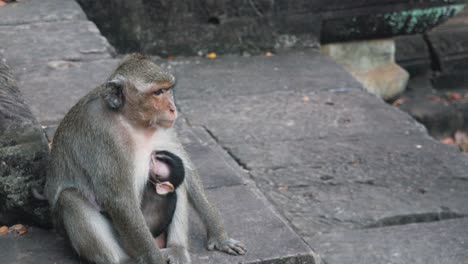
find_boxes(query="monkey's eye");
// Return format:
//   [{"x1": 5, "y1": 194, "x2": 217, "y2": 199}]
[{"x1": 153, "y1": 89, "x2": 165, "y2": 96}]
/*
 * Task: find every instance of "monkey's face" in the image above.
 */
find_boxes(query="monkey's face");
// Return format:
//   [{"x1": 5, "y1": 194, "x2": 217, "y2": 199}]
[
  {"x1": 148, "y1": 84, "x2": 177, "y2": 128},
  {"x1": 124, "y1": 82, "x2": 177, "y2": 129}
]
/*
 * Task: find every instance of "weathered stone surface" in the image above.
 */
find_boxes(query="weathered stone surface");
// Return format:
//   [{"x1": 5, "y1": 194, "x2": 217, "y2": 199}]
[
  {"x1": 313, "y1": 218, "x2": 468, "y2": 264},
  {"x1": 0, "y1": 21, "x2": 114, "y2": 71},
  {"x1": 0, "y1": 187, "x2": 317, "y2": 264},
  {"x1": 243, "y1": 134, "x2": 468, "y2": 236},
  {"x1": 398, "y1": 91, "x2": 463, "y2": 138},
  {"x1": 322, "y1": 39, "x2": 395, "y2": 72},
  {"x1": 395, "y1": 34, "x2": 432, "y2": 75},
  {"x1": 176, "y1": 123, "x2": 246, "y2": 189},
  {"x1": 162, "y1": 51, "x2": 361, "y2": 101},
  {"x1": 77, "y1": 0, "x2": 462, "y2": 56},
  {"x1": 427, "y1": 7, "x2": 468, "y2": 72},
  {"x1": 351, "y1": 62, "x2": 409, "y2": 100},
  {"x1": 0, "y1": 227, "x2": 78, "y2": 264},
  {"x1": 172, "y1": 51, "x2": 468, "y2": 262},
  {"x1": 0, "y1": 61, "x2": 50, "y2": 227},
  {"x1": 0, "y1": 122, "x2": 317, "y2": 264},
  {"x1": 427, "y1": 29, "x2": 468, "y2": 72},
  {"x1": 15, "y1": 59, "x2": 120, "y2": 123},
  {"x1": 191, "y1": 185, "x2": 317, "y2": 264},
  {"x1": 322, "y1": 39, "x2": 409, "y2": 99},
  {"x1": 180, "y1": 90, "x2": 423, "y2": 144},
  {"x1": 0, "y1": 0, "x2": 86, "y2": 26},
  {"x1": 321, "y1": 3, "x2": 465, "y2": 43}
]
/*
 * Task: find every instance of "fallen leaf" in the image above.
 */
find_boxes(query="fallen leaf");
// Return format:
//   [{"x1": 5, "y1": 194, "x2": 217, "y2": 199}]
[
  {"x1": 0, "y1": 226, "x2": 8, "y2": 235},
  {"x1": 277, "y1": 186, "x2": 289, "y2": 191},
  {"x1": 448, "y1": 92, "x2": 463, "y2": 101},
  {"x1": 392, "y1": 98, "x2": 406, "y2": 107},
  {"x1": 206, "y1": 52, "x2": 217, "y2": 59},
  {"x1": 167, "y1": 56, "x2": 175, "y2": 61},
  {"x1": 264, "y1": 51, "x2": 274, "y2": 57},
  {"x1": 0, "y1": 1, "x2": 6, "y2": 6},
  {"x1": 302, "y1": 96, "x2": 310, "y2": 102},
  {"x1": 440, "y1": 137, "x2": 454, "y2": 145},
  {"x1": 10, "y1": 224, "x2": 27, "y2": 235},
  {"x1": 428, "y1": 95, "x2": 444, "y2": 103}
]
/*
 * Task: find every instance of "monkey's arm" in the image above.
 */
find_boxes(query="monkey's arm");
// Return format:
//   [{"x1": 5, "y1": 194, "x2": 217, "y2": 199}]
[
  {"x1": 186, "y1": 168, "x2": 246, "y2": 255},
  {"x1": 93, "y1": 162, "x2": 166, "y2": 264}
]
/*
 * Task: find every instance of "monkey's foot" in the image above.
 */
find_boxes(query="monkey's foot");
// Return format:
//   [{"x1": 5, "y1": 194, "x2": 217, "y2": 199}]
[
  {"x1": 160, "y1": 246, "x2": 191, "y2": 264},
  {"x1": 207, "y1": 237, "x2": 246, "y2": 255}
]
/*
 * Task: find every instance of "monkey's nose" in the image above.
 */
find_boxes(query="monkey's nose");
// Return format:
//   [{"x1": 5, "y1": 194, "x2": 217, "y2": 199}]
[{"x1": 169, "y1": 107, "x2": 176, "y2": 113}]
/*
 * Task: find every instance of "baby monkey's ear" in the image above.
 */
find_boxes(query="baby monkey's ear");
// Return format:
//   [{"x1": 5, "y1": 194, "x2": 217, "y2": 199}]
[{"x1": 155, "y1": 181, "x2": 175, "y2": 195}]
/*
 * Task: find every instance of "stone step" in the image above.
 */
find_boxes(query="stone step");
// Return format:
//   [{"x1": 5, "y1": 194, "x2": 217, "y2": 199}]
[
  {"x1": 313, "y1": 218, "x2": 468, "y2": 264},
  {"x1": 0, "y1": 20, "x2": 114, "y2": 72},
  {"x1": 0, "y1": 0, "x2": 86, "y2": 26},
  {"x1": 0, "y1": 120, "x2": 318, "y2": 264}
]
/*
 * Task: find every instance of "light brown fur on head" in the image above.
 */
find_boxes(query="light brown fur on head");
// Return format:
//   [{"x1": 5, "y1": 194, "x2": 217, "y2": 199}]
[{"x1": 108, "y1": 54, "x2": 177, "y2": 129}]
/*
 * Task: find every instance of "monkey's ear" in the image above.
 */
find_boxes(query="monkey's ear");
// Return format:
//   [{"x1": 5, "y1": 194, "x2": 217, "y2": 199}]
[{"x1": 103, "y1": 75, "x2": 125, "y2": 110}]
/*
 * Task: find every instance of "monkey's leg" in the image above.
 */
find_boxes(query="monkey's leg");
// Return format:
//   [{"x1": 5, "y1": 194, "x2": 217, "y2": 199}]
[
  {"x1": 57, "y1": 188, "x2": 129, "y2": 264},
  {"x1": 186, "y1": 169, "x2": 246, "y2": 255},
  {"x1": 163, "y1": 184, "x2": 191, "y2": 264}
]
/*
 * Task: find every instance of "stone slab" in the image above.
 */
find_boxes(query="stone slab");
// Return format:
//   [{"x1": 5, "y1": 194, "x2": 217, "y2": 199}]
[
  {"x1": 190, "y1": 185, "x2": 317, "y2": 264},
  {"x1": 180, "y1": 89, "x2": 424, "y2": 144},
  {"x1": 175, "y1": 121, "x2": 246, "y2": 189},
  {"x1": 312, "y1": 218, "x2": 468, "y2": 264},
  {"x1": 0, "y1": 21, "x2": 114, "y2": 71},
  {"x1": 0, "y1": 0, "x2": 86, "y2": 26},
  {"x1": 427, "y1": 11, "x2": 468, "y2": 72},
  {"x1": 0, "y1": 228, "x2": 78, "y2": 264},
  {"x1": 395, "y1": 34, "x2": 432, "y2": 75},
  {"x1": 0, "y1": 185, "x2": 317, "y2": 264},
  {"x1": 160, "y1": 51, "x2": 361, "y2": 101},
  {"x1": 15, "y1": 59, "x2": 120, "y2": 123},
  {"x1": 225, "y1": 130, "x2": 468, "y2": 234}
]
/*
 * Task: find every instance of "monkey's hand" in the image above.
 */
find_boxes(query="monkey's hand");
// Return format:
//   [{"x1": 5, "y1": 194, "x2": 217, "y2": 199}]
[
  {"x1": 207, "y1": 236, "x2": 246, "y2": 255},
  {"x1": 160, "y1": 246, "x2": 191, "y2": 264}
]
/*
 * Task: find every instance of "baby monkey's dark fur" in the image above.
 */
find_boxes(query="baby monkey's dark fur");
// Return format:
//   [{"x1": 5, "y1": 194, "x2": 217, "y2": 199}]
[{"x1": 142, "y1": 150, "x2": 185, "y2": 238}]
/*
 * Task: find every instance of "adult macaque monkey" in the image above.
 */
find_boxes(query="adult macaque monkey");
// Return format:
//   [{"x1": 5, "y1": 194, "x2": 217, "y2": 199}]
[{"x1": 45, "y1": 54, "x2": 246, "y2": 264}]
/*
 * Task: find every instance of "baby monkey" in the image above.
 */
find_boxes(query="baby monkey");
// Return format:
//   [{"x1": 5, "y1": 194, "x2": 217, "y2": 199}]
[{"x1": 141, "y1": 150, "x2": 185, "y2": 248}]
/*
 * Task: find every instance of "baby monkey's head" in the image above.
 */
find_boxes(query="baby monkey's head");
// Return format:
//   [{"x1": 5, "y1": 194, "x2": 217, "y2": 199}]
[{"x1": 149, "y1": 150, "x2": 185, "y2": 195}]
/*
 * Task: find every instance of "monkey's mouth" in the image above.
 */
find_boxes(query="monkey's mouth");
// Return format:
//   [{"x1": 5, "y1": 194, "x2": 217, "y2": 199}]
[{"x1": 156, "y1": 119, "x2": 175, "y2": 128}]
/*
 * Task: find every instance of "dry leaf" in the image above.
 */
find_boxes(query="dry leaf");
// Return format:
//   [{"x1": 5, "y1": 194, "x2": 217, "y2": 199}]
[
  {"x1": 392, "y1": 98, "x2": 406, "y2": 107},
  {"x1": 206, "y1": 52, "x2": 217, "y2": 59},
  {"x1": 0, "y1": 226, "x2": 8, "y2": 235},
  {"x1": 302, "y1": 96, "x2": 310, "y2": 102},
  {"x1": 0, "y1": 1, "x2": 6, "y2": 6},
  {"x1": 428, "y1": 95, "x2": 443, "y2": 103},
  {"x1": 440, "y1": 137, "x2": 454, "y2": 145},
  {"x1": 448, "y1": 92, "x2": 463, "y2": 101},
  {"x1": 277, "y1": 186, "x2": 288, "y2": 191},
  {"x1": 264, "y1": 52, "x2": 274, "y2": 57},
  {"x1": 10, "y1": 224, "x2": 27, "y2": 235}
]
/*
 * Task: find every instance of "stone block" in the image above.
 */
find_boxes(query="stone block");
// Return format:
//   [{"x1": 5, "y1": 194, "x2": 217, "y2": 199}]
[
  {"x1": 0, "y1": 61, "x2": 50, "y2": 227},
  {"x1": 313, "y1": 218, "x2": 468, "y2": 264},
  {"x1": 0, "y1": 21, "x2": 114, "y2": 71},
  {"x1": 0, "y1": 0, "x2": 86, "y2": 26},
  {"x1": 15, "y1": 59, "x2": 120, "y2": 123},
  {"x1": 322, "y1": 39, "x2": 409, "y2": 99}
]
